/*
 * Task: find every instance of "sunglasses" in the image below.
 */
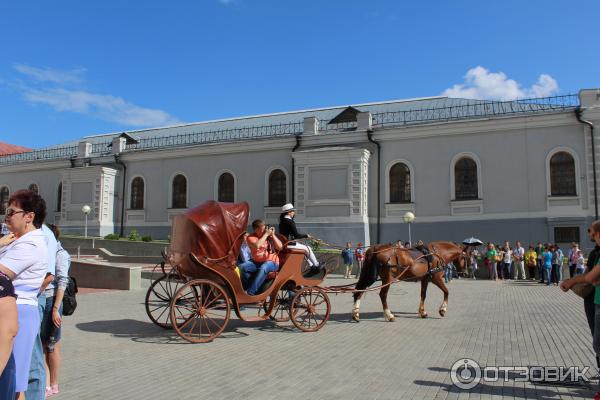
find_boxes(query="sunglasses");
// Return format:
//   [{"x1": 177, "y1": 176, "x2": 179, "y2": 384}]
[{"x1": 5, "y1": 208, "x2": 28, "y2": 218}]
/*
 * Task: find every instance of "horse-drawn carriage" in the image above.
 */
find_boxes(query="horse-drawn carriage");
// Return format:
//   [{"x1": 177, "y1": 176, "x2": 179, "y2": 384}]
[{"x1": 145, "y1": 201, "x2": 332, "y2": 343}]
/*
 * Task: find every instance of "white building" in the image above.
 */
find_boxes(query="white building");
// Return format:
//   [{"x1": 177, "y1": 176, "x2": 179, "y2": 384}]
[{"x1": 1, "y1": 89, "x2": 599, "y2": 249}]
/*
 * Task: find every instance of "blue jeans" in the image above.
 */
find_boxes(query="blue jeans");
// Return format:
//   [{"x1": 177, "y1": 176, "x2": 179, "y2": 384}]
[
  {"x1": 244, "y1": 261, "x2": 278, "y2": 295},
  {"x1": 504, "y1": 262, "x2": 512, "y2": 278},
  {"x1": 238, "y1": 260, "x2": 257, "y2": 289},
  {"x1": 543, "y1": 268, "x2": 552, "y2": 285},
  {"x1": 0, "y1": 353, "x2": 16, "y2": 400},
  {"x1": 26, "y1": 293, "x2": 46, "y2": 400},
  {"x1": 444, "y1": 266, "x2": 452, "y2": 283}
]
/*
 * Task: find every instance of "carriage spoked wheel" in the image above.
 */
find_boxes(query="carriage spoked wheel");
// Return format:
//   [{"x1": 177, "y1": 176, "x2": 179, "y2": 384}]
[
  {"x1": 262, "y1": 288, "x2": 293, "y2": 322},
  {"x1": 290, "y1": 286, "x2": 331, "y2": 332},
  {"x1": 145, "y1": 274, "x2": 184, "y2": 329},
  {"x1": 170, "y1": 279, "x2": 231, "y2": 343}
]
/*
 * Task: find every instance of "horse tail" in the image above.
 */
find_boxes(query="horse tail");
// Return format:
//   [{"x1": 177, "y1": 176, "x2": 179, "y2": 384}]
[{"x1": 356, "y1": 250, "x2": 379, "y2": 291}]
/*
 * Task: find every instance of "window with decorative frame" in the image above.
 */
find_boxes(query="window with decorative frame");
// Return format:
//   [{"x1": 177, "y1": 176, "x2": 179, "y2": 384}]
[
  {"x1": 550, "y1": 152, "x2": 576, "y2": 196},
  {"x1": 389, "y1": 163, "x2": 411, "y2": 203},
  {"x1": 268, "y1": 169, "x2": 286, "y2": 207},
  {"x1": 218, "y1": 173, "x2": 234, "y2": 203},
  {"x1": 130, "y1": 177, "x2": 145, "y2": 210},
  {"x1": 454, "y1": 157, "x2": 478, "y2": 200},
  {"x1": 171, "y1": 174, "x2": 187, "y2": 208}
]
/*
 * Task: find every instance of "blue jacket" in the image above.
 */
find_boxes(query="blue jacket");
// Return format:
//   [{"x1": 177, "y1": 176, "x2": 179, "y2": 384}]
[{"x1": 341, "y1": 248, "x2": 354, "y2": 264}]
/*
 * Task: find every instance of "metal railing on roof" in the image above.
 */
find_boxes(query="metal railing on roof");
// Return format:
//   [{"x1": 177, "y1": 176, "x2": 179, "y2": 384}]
[
  {"x1": 318, "y1": 119, "x2": 358, "y2": 132},
  {"x1": 91, "y1": 142, "x2": 112, "y2": 156},
  {"x1": 0, "y1": 145, "x2": 78, "y2": 166},
  {"x1": 372, "y1": 94, "x2": 579, "y2": 128},
  {"x1": 124, "y1": 121, "x2": 304, "y2": 152}
]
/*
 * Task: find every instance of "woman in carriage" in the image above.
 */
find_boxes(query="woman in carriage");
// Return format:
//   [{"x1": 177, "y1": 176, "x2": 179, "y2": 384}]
[{"x1": 278, "y1": 203, "x2": 322, "y2": 275}]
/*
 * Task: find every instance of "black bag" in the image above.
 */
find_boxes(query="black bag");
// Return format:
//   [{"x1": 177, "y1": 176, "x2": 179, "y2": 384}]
[{"x1": 62, "y1": 277, "x2": 78, "y2": 316}]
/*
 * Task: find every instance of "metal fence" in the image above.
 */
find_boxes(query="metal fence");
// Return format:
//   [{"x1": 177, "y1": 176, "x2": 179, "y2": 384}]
[
  {"x1": 0, "y1": 145, "x2": 78, "y2": 166},
  {"x1": 372, "y1": 94, "x2": 579, "y2": 128},
  {"x1": 318, "y1": 119, "x2": 358, "y2": 132},
  {"x1": 91, "y1": 141, "x2": 112, "y2": 156},
  {"x1": 124, "y1": 121, "x2": 304, "y2": 152}
]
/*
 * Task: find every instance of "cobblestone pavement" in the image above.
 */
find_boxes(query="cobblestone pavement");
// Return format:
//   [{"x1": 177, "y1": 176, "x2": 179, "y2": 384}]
[{"x1": 59, "y1": 277, "x2": 597, "y2": 399}]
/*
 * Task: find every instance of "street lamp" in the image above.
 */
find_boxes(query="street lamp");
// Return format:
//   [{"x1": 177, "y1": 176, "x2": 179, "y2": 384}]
[
  {"x1": 82, "y1": 205, "x2": 91, "y2": 238},
  {"x1": 403, "y1": 211, "x2": 415, "y2": 247}
]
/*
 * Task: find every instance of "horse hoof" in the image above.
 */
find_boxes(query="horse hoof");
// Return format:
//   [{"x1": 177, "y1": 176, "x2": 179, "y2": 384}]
[
  {"x1": 384, "y1": 315, "x2": 395, "y2": 322},
  {"x1": 419, "y1": 312, "x2": 428, "y2": 318},
  {"x1": 351, "y1": 313, "x2": 360, "y2": 322},
  {"x1": 439, "y1": 309, "x2": 446, "y2": 317}
]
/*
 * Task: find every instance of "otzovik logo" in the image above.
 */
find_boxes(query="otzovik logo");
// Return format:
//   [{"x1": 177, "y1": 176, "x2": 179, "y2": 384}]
[{"x1": 450, "y1": 358, "x2": 590, "y2": 389}]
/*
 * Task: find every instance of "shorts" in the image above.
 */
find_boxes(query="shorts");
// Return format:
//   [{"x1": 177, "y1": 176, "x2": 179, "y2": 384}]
[
  {"x1": 40, "y1": 295, "x2": 63, "y2": 344},
  {"x1": 13, "y1": 304, "x2": 40, "y2": 392}
]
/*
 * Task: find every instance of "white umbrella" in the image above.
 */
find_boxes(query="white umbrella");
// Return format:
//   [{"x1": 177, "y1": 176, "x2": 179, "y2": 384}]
[{"x1": 462, "y1": 237, "x2": 483, "y2": 246}]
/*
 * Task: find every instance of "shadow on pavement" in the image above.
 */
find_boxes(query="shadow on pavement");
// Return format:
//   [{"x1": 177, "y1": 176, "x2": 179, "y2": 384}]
[{"x1": 413, "y1": 378, "x2": 593, "y2": 399}]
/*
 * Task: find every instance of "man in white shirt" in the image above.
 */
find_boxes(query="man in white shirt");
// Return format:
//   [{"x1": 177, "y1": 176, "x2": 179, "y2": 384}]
[{"x1": 513, "y1": 241, "x2": 526, "y2": 280}]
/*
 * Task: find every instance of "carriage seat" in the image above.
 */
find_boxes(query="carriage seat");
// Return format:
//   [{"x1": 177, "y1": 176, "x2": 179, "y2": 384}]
[{"x1": 278, "y1": 247, "x2": 308, "y2": 269}]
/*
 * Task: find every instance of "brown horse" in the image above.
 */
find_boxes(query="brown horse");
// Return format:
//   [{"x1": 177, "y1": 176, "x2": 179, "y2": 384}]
[{"x1": 351, "y1": 241, "x2": 466, "y2": 322}]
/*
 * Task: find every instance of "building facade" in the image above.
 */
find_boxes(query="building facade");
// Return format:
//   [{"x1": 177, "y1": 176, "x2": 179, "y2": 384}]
[{"x1": 1, "y1": 90, "x2": 600, "y2": 249}]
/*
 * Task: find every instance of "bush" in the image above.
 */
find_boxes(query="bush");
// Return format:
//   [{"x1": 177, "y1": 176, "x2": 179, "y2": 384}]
[
  {"x1": 141, "y1": 235, "x2": 152, "y2": 242},
  {"x1": 127, "y1": 230, "x2": 141, "y2": 241},
  {"x1": 104, "y1": 233, "x2": 120, "y2": 240}
]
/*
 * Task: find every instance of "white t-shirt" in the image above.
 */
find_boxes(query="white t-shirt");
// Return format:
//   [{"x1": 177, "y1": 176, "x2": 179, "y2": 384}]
[
  {"x1": 0, "y1": 229, "x2": 48, "y2": 306},
  {"x1": 503, "y1": 249, "x2": 512, "y2": 263}
]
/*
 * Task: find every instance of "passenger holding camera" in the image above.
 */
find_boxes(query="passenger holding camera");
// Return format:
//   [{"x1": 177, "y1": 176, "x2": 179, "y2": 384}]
[{"x1": 241, "y1": 219, "x2": 283, "y2": 296}]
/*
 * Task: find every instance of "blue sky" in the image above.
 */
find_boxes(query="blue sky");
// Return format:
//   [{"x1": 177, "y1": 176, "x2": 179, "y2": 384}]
[{"x1": 1, "y1": 0, "x2": 598, "y2": 149}]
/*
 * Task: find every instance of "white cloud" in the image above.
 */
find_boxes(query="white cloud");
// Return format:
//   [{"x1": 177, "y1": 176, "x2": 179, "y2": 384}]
[
  {"x1": 14, "y1": 63, "x2": 86, "y2": 85},
  {"x1": 10, "y1": 64, "x2": 181, "y2": 127},
  {"x1": 442, "y1": 66, "x2": 559, "y2": 100},
  {"x1": 22, "y1": 87, "x2": 180, "y2": 127}
]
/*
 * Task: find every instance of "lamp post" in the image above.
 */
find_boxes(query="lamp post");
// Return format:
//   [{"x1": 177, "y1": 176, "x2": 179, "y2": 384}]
[
  {"x1": 82, "y1": 205, "x2": 91, "y2": 238},
  {"x1": 403, "y1": 211, "x2": 415, "y2": 247}
]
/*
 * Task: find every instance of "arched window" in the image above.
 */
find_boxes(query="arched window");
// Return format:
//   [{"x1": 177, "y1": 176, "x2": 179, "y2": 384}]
[
  {"x1": 268, "y1": 169, "x2": 286, "y2": 207},
  {"x1": 28, "y1": 184, "x2": 39, "y2": 194},
  {"x1": 172, "y1": 174, "x2": 187, "y2": 208},
  {"x1": 56, "y1": 182, "x2": 62, "y2": 212},
  {"x1": 130, "y1": 177, "x2": 145, "y2": 210},
  {"x1": 550, "y1": 152, "x2": 576, "y2": 196},
  {"x1": 218, "y1": 173, "x2": 234, "y2": 202},
  {"x1": 389, "y1": 163, "x2": 411, "y2": 203},
  {"x1": 0, "y1": 187, "x2": 8, "y2": 215},
  {"x1": 454, "y1": 157, "x2": 478, "y2": 200}
]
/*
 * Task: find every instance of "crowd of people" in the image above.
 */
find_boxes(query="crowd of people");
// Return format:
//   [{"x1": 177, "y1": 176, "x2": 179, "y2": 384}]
[
  {"x1": 0, "y1": 189, "x2": 71, "y2": 400},
  {"x1": 465, "y1": 241, "x2": 583, "y2": 284}
]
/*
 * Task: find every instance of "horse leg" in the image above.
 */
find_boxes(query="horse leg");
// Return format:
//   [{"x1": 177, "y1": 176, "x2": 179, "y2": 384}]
[
  {"x1": 419, "y1": 277, "x2": 429, "y2": 318},
  {"x1": 431, "y1": 272, "x2": 449, "y2": 317},
  {"x1": 352, "y1": 291, "x2": 363, "y2": 322},
  {"x1": 380, "y1": 268, "x2": 395, "y2": 322}
]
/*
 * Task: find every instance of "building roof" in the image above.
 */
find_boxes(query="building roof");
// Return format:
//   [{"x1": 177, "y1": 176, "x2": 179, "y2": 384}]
[
  {"x1": 0, "y1": 141, "x2": 31, "y2": 156},
  {"x1": 0, "y1": 94, "x2": 580, "y2": 165}
]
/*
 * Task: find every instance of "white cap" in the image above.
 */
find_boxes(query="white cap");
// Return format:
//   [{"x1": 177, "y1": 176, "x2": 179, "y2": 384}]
[{"x1": 281, "y1": 203, "x2": 296, "y2": 212}]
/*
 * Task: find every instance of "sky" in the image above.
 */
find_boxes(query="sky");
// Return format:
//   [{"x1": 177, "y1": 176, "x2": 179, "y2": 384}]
[{"x1": 0, "y1": 0, "x2": 599, "y2": 149}]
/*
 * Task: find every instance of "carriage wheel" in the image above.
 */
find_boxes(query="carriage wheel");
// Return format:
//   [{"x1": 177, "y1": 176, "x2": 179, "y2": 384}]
[
  {"x1": 170, "y1": 279, "x2": 230, "y2": 343},
  {"x1": 263, "y1": 288, "x2": 293, "y2": 322},
  {"x1": 290, "y1": 287, "x2": 331, "y2": 332},
  {"x1": 145, "y1": 274, "x2": 183, "y2": 329}
]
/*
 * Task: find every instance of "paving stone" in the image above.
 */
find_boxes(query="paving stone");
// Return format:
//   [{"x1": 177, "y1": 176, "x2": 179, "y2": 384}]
[{"x1": 58, "y1": 277, "x2": 597, "y2": 399}]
